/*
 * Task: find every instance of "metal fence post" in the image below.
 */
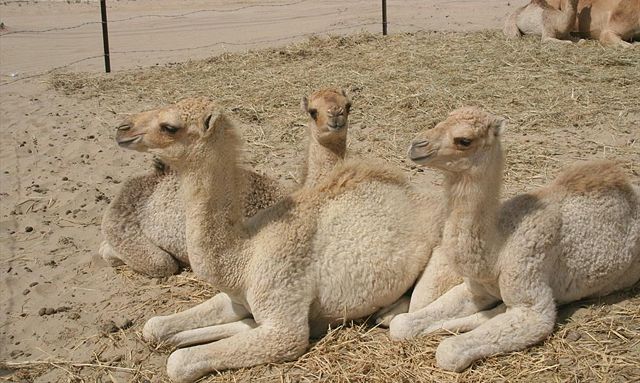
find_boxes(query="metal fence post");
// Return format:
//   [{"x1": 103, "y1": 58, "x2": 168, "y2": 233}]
[
  {"x1": 382, "y1": 0, "x2": 387, "y2": 35},
  {"x1": 100, "y1": 0, "x2": 111, "y2": 73}
]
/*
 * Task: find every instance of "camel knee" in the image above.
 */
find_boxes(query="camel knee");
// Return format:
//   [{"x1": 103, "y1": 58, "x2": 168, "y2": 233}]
[{"x1": 99, "y1": 241, "x2": 125, "y2": 266}]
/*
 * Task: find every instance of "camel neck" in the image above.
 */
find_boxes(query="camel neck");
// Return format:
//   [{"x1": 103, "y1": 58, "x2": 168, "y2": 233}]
[
  {"x1": 302, "y1": 134, "x2": 345, "y2": 188},
  {"x1": 177, "y1": 143, "x2": 247, "y2": 291},
  {"x1": 441, "y1": 149, "x2": 503, "y2": 280}
]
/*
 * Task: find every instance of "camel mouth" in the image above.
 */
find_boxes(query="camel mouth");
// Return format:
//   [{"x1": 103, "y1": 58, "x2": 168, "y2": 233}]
[
  {"x1": 409, "y1": 153, "x2": 434, "y2": 164},
  {"x1": 117, "y1": 135, "x2": 143, "y2": 147},
  {"x1": 408, "y1": 146, "x2": 437, "y2": 165},
  {"x1": 326, "y1": 123, "x2": 346, "y2": 131}
]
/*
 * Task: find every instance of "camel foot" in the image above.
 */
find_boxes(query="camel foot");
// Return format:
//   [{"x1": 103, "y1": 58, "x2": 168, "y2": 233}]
[
  {"x1": 436, "y1": 336, "x2": 475, "y2": 372},
  {"x1": 99, "y1": 240, "x2": 125, "y2": 266},
  {"x1": 542, "y1": 37, "x2": 572, "y2": 45},
  {"x1": 388, "y1": 312, "x2": 436, "y2": 340},
  {"x1": 167, "y1": 348, "x2": 201, "y2": 383}
]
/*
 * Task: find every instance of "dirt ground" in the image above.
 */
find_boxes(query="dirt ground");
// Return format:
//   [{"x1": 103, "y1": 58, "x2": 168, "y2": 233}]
[{"x1": 1, "y1": 1, "x2": 639, "y2": 383}]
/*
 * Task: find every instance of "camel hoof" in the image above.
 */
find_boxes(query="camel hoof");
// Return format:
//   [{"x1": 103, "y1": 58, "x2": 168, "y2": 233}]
[
  {"x1": 99, "y1": 241, "x2": 125, "y2": 266},
  {"x1": 167, "y1": 348, "x2": 202, "y2": 383},
  {"x1": 142, "y1": 316, "x2": 167, "y2": 343},
  {"x1": 388, "y1": 314, "x2": 417, "y2": 340},
  {"x1": 435, "y1": 336, "x2": 473, "y2": 372}
]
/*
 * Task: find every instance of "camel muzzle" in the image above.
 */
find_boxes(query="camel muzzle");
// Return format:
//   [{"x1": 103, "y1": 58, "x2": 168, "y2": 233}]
[
  {"x1": 408, "y1": 140, "x2": 435, "y2": 164},
  {"x1": 117, "y1": 135, "x2": 143, "y2": 147}
]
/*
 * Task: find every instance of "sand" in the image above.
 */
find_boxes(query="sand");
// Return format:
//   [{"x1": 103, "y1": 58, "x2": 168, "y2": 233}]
[{"x1": 1, "y1": 1, "x2": 639, "y2": 382}]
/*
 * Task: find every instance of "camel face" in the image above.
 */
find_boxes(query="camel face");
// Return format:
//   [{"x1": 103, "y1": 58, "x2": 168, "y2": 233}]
[
  {"x1": 115, "y1": 98, "x2": 227, "y2": 165},
  {"x1": 409, "y1": 107, "x2": 505, "y2": 172},
  {"x1": 301, "y1": 88, "x2": 351, "y2": 147}
]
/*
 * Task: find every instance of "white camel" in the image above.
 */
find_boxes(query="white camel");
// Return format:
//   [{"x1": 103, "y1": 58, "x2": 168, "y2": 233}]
[
  {"x1": 390, "y1": 106, "x2": 640, "y2": 372},
  {"x1": 99, "y1": 99, "x2": 282, "y2": 277}
]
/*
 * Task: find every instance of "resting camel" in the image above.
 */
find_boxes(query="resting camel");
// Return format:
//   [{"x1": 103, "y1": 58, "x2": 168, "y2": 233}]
[
  {"x1": 504, "y1": 0, "x2": 640, "y2": 47},
  {"x1": 99, "y1": 101, "x2": 282, "y2": 277},
  {"x1": 123, "y1": 97, "x2": 456, "y2": 382},
  {"x1": 504, "y1": 0, "x2": 579, "y2": 43},
  {"x1": 390, "y1": 106, "x2": 640, "y2": 372}
]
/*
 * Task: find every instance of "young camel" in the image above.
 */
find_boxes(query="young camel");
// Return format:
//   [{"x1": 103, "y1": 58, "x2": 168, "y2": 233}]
[
  {"x1": 503, "y1": 0, "x2": 579, "y2": 43},
  {"x1": 300, "y1": 88, "x2": 457, "y2": 322},
  {"x1": 129, "y1": 98, "x2": 455, "y2": 382},
  {"x1": 100, "y1": 89, "x2": 353, "y2": 277},
  {"x1": 504, "y1": 0, "x2": 640, "y2": 47},
  {"x1": 390, "y1": 106, "x2": 640, "y2": 372},
  {"x1": 99, "y1": 100, "x2": 282, "y2": 277}
]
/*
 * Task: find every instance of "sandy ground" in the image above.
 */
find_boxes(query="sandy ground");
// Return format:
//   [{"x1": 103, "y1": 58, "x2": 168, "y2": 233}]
[{"x1": 1, "y1": 1, "x2": 639, "y2": 382}]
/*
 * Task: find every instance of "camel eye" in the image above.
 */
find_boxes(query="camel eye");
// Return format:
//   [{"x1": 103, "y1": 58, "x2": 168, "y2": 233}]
[
  {"x1": 308, "y1": 108, "x2": 318, "y2": 120},
  {"x1": 161, "y1": 124, "x2": 180, "y2": 134},
  {"x1": 454, "y1": 137, "x2": 472, "y2": 148}
]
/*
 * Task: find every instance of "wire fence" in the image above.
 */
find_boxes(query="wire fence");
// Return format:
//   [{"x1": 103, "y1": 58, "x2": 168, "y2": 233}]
[{"x1": 0, "y1": 0, "x2": 437, "y2": 86}]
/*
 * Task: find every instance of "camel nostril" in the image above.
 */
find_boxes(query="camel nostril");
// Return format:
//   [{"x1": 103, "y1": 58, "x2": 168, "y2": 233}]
[
  {"x1": 116, "y1": 123, "x2": 131, "y2": 131},
  {"x1": 412, "y1": 139, "x2": 429, "y2": 148}
]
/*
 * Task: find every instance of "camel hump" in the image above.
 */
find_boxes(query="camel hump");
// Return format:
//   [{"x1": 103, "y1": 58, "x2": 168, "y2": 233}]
[
  {"x1": 315, "y1": 159, "x2": 407, "y2": 195},
  {"x1": 552, "y1": 160, "x2": 633, "y2": 195}
]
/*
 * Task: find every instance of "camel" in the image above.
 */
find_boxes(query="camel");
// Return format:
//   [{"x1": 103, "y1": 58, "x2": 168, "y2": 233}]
[
  {"x1": 300, "y1": 87, "x2": 351, "y2": 187},
  {"x1": 390, "y1": 106, "x2": 640, "y2": 372},
  {"x1": 131, "y1": 97, "x2": 456, "y2": 382},
  {"x1": 504, "y1": 0, "x2": 640, "y2": 47},
  {"x1": 99, "y1": 100, "x2": 282, "y2": 277},
  {"x1": 100, "y1": 88, "x2": 353, "y2": 277},
  {"x1": 504, "y1": 0, "x2": 579, "y2": 43}
]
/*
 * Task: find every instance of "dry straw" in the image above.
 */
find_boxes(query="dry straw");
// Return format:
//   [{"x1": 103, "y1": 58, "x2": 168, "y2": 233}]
[{"x1": 12, "y1": 30, "x2": 636, "y2": 382}]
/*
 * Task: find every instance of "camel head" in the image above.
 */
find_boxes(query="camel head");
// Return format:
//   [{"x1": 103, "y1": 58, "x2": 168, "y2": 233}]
[
  {"x1": 115, "y1": 97, "x2": 236, "y2": 167},
  {"x1": 408, "y1": 107, "x2": 506, "y2": 173},
  {"x1": 301, "y1": 88, "x2": 351, "y2": 147}
]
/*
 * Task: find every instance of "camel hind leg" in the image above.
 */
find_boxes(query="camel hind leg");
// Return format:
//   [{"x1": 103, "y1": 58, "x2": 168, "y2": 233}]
[
  {"x1": 101, "y1": 219, "x2": 180, "y2": 277},
  {"x1": 101, "y1": 174, "x2": 181, "y2": 277},
  {"x1": 503, "y1": 7, "x2": 524, "y2": 39}
]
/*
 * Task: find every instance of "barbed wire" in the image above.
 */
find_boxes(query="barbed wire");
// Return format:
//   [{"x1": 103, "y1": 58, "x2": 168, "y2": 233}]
[
  {"x1": 0, "y1": 21, "x2": 383, "y2": 87},
  {"x1": 0, "y1": 0, "x2": 316, "y2": 36}
]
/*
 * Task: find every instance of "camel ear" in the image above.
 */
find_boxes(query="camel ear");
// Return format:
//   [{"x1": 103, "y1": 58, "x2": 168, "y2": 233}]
[
  {"x1": 204, "y1": 112, "x2": 231, "y2": 135},
  {"x1": 340, "y1": 88, "x2": 348, "y2": 98},
  {"x1": 491, "y1": 117, "x2": 507, "y2": 137},
  {"x1": 300, "y1": 96, "x2": 309, "y2": 113}
]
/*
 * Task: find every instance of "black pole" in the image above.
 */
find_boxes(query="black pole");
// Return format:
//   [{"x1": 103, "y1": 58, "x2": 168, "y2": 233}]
[
  {"x1": 100, "y1": 0, "x2": 111, "y2": 73},
  {"x1": 382, "y1": 0, "x2": 387, "y2": 35}
]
